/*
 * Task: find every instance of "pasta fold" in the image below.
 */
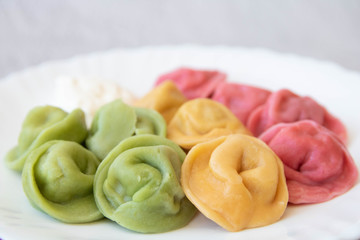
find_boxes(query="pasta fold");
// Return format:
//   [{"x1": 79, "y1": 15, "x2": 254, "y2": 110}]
[
  {"x1": 94, "y1": 134, "x2": 197, "y2": 233},
  {"x1": 181, "y1": 134, "x2": 288, "y2": 232},
  {"x1": 22, "y1": 140, "x2": 102, "y2": 223},
  {"x1": 167, "y1": 98, "x2": 251, "y2": 150},
  {"x1": 5, "y1": 106, "x2": 87, "y2": 172}
]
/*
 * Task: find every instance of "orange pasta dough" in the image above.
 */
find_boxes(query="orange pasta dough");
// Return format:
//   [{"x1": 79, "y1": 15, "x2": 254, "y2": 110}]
[
  {"x1": 167, "y1": 99, "x2": 251, "y2": 150},
  {"x1": 181, "y1": 134, "x2": 288, "y2": 232},
  {"x1": 133, "y1": 81, "x2": 188, "y2": 123}
]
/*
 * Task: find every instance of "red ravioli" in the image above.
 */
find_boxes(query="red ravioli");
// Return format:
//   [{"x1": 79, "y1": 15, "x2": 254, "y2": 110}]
[
  {"x1": 155, "y1": 68, "x2": 226, "y2": 99},
  {"x1": 246, "y1": 89, "x2": 348, "y2": 144},
  {"x1": 260, "y1": 120, "x2": 358, "y2": 204},
  {"x1": 212, "y1": 82, "x2": 271, "y2": 124}
]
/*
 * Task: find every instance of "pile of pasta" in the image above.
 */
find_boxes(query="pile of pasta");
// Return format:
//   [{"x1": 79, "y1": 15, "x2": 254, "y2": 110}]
[{"x1": 5, "y1": 67, "x2": 358, "y2": 233}]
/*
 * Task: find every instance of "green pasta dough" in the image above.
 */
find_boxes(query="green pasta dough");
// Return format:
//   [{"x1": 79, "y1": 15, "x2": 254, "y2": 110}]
[
  {"x1": 134, "y1": 107, "x2": 166, "y2": 136},
  {"x1": 86, "y1": 99, "x2": 167, "y2": 160},
  {"x1": 5, "y1": 106, "x2": 88, "y2": 172},
  {"x1": 94, "y1": 134, "x2": 197, "y2": 233},
  {"x1": 22, "y1": 140, "x2": 103, "y2": 223},
  {"x1": 86, "y1": 99, "x2": 136, "y2": 160}
]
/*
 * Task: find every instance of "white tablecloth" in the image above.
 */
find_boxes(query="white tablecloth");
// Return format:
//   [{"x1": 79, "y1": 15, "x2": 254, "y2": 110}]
[{"x1": 0, "y1": 0, "x2": 359, "y2": 79}]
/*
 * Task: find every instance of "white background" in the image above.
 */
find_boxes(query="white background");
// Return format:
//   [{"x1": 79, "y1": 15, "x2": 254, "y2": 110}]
[{"x1": 0, "y1": 0, "x2": 360, "y2": 79}]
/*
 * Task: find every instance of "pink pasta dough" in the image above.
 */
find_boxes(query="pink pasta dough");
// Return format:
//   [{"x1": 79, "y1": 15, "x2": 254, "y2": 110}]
[
  {"x1": 155, "y1": 67, "x2": 226, "y2": 99},
  {"x1": 260, "y1": 120, "x2": 358, "y2": 204},
  {"x1": 212, "y1": 82, "x2": 271, "y2": 124},
  {"x1": 246, "y1": 89, "x2": 348, "y2": 144}
]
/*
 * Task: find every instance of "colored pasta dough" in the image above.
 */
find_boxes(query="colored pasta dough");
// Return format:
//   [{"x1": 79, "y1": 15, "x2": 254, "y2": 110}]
[
  {"x1": 155, "y1": 67, "x2": 226, "y2": 99},
  {"x1": 211, "y1": 82, "x2": 271, "y2": 124},
  {"x1": 134, "y1": 80, "x2": 188, "y2": 123},
  {"x1": 94, "y1": 134, "x2": 197, "y2": 233},
  {"x1": 22, "y1": 140, "x2": 102, "y2": 223},
  {"x1": 247, "y1": 89, "x2": 348, "y2": 143},
  {"x1": 167, "y1": 98, "x2": 251, "y2": 150},
  {"x1": 86, "y1": 99, "x2": 166, "y2": 159},
  {"x1": 181, "y1": 134, "x2": 288, "y2": 232},
  {"x1": 260, "y1": 120, "x2": 358, "y2": 204},
  {"x1": 5, "y1": 106, "x2": 87, "y2": 172}
]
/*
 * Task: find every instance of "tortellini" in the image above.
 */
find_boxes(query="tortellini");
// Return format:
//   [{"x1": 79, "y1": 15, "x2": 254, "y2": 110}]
[
  {"x1": 167, "y1": 98, "x2": 252, "y2": 150},
  {"x1": 181, "y1": 134, "x2": 288, "y2": 232},
  {"x1": 134, "y1": 80, "x2": 188, "y2": 123},
  {"x1": 86, "y1": 99, "x2": 166, "y2": 159},
  {"x1": 211, "y1": 82, "x2": 271, "y2": 124},
  {"x1": 22, "y1": 140, "x2": 102, "y2": 223},
  {"x1": 155, "y1": 67, "x2": 226, "y2": 99},
  {"x1": 94, "y1": 134, "x2": 197, "y2": 233},
  {"x1": 5, "y1": 106, "x2": 88, "y2": 172},
  {"x1": 259, "y1": 120, "x2": 358, "y2": 204},
  {"x1": 134, "y1": 107, "x2": 167, "y2": 136},
  {"x1": 247, "y1": 89, "x2": 348, "y2": 144}
]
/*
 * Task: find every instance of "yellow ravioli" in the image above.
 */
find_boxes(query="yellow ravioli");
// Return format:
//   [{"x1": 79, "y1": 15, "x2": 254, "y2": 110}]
[
  {"x1": 181, "y1": 134, "x2": 288, "y2": 232},
  {"x1": 134, "y1": 81, "x2": 188, "y2": 123},
  {"x1": 167, "y1": 98, "x2": 251, "y2": 150}
]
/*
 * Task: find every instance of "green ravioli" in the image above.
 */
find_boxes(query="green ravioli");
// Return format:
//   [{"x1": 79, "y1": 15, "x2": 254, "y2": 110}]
[
  {"x1": 5, "y1": 106, "x2": 87, "y2": 172},
  {"x1": 86, "y1": 99, "x2": 167, "y2": 160},
  {"x1": 22, "y1": 140, "x2": 103, "y2": 223},
  {"x1": 94, "y1": 134, "x2": 197, "y2": 233}
]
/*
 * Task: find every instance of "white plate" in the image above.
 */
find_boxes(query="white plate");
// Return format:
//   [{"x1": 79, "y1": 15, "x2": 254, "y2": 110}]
[{"x1": 1, "y1": 45, "x2": 360, "y2": 240}]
